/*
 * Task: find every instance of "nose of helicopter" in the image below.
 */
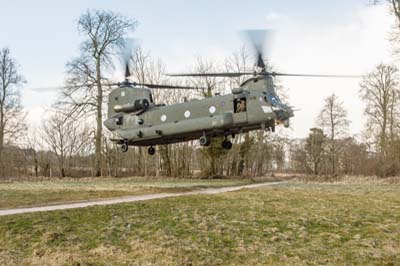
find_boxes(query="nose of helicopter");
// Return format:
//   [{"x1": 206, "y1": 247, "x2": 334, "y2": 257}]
[
  {"x1": 274, "y1": 106, "x2": 293, "y2": 120},
  {"x1": 273, "y1": 105, "x2": 294, "y2": 128}
]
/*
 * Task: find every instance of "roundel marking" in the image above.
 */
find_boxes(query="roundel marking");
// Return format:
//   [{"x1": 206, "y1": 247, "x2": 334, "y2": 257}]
[
  {"x1": 184, "y1": 110, "x2": 191, "y2": 118},
  {"x1": 209, "y1": 106, "x2": 216, "y2": 114},
  {"x1": 160, "y1": 114, "x2": 167, "y2": 122}
]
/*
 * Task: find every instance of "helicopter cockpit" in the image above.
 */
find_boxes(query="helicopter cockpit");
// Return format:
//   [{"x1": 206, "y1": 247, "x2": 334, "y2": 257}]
[{"x1": 265, "y1": 89, "x2": 285, "y2": 109}]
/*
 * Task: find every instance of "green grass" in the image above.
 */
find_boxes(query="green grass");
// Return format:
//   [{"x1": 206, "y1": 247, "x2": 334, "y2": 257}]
[
  {"x1": 0, "y1": 183, "x2": 399, "y2": 265},
  {"x1": 0, "y1": 177, "x2": 253, "y2": 209}
]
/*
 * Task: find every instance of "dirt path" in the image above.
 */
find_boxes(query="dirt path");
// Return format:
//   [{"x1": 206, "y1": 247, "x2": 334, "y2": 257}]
[{"x1": 0, "y1": 181, "x2": 285, "y2": 216}]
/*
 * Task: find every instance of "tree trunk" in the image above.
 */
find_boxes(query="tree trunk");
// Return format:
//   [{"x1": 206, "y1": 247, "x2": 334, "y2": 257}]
[
  {"x1": 33, "y1": 152, "x2": 38, "y2": 177},
  {"x1": 313, "y1": 162, "x2": 318, "y2": 175},
  {"x1": 330, "y1": 101, "x2": 336, "y2": 174},
  {"x1": 94, "y1": 58, "x2": 102, "y2": 177},
  {"x1": 256, "y1": 130, "x2": 265, "y2": 176},
  {"x1": 159, "y1": 145, "x2": 172, "y2": 176}
]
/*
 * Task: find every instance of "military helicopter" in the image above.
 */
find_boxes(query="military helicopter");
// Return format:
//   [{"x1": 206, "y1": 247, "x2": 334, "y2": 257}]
[{"x1": 104, "y1": 30, "x2": 357, "y2": 155}]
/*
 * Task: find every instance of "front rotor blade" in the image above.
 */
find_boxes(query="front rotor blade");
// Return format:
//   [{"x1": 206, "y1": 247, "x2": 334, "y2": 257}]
[
  {"x1": 167, "y1": 72, "x2": 254, "y2": 77},
  {"x1": 267, "y1": 72, "x2": 361, "y2": 78}
]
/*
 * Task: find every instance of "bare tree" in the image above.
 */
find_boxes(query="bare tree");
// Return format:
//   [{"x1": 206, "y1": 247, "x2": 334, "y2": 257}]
[
  {"x1": 317, "y1": 93, "x2": 349, "y2": 174},
  {"x1": 0, "y1": 48, "x2": 26, "y2": 157},
  {"x1": 360, "y1": 64, "x2": 399, "y2": 152},
  {"x1": 360, "y1": 64, "x2": 400, "y2": 175},
  {"x1": 190, "y1": 57, "x2": 225, "y2": 97},
  {"x1": 387, "y1": 0, "x2": 400, "y2": 54},
  {"x1": 225, "y1": 45, "x2": 252, "y2": 88},
  {"x1": 42, "y1": 113, "x2": 91, "y2": 177},
  {"x1": 340, "y1": 137, "x2": 370, "y2": 175},
  {"x1": 62, "y1": 10, "x2": 136, "y2": 176},
  {"x1": 371, "y1": 1, "x2": 400, "y2": 55},
  {"x1": 389, "y1": 0, "x2": 400, "y2": 21},
  {"x1": 103, "y1": 134, "x2": 121, "y2": 177},
  {"x1": 304, "y1": 128, "x2": 326, "y2": 175}
]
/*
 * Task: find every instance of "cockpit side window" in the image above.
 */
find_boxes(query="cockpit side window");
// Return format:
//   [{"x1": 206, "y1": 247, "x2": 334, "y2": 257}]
[{"x1": 234, "y1": 98, "x2": 247, "y2": 113}]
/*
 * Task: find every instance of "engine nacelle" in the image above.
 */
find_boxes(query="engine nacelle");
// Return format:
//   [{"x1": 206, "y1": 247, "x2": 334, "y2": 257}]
[{"x1": 114, "y1": 99, "x2": 150, "y2": 113}]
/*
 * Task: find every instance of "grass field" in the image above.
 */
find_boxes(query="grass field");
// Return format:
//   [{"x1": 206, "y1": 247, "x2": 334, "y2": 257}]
[
  {"x1": 0, "y1": 182, "x2": 399, "y2": 265},
  {"x1": 0, "y1": 177, "x2": 253, "y2": 209}
]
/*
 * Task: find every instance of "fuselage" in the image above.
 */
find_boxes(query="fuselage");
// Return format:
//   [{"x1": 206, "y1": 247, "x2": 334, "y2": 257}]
[{"x1": 104, "y1": 76, "x2": 293, "y2": 146}]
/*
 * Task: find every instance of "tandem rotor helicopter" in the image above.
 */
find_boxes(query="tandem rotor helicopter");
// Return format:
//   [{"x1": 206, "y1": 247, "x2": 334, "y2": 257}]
[
  {"x1": 103, "y1": 30, "x2": 357, "y2": 155},
  {"x1": 34, "y1": 30, "x2": 357, "y2": 155}
]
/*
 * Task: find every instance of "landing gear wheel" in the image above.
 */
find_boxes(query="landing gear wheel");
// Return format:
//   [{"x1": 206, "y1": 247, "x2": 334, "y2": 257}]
[
  {"x1": 148, "y1": 146, "x2": 156, "y2": 155},
  {"x1": 199, "y1": 136, "x2": 211, "y2": 146},
  {"x1": 222, "y1": 139, "x2": 232, "y2": 150},
  {"x1": 120, "y1": 142, "x2": 129, "y2": 153}
]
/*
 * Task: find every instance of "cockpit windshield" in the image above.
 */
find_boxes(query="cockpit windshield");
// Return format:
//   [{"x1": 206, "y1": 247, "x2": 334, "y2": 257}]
[{"x1": 265, "y1": 90, "x2": 285, "y2": 109}]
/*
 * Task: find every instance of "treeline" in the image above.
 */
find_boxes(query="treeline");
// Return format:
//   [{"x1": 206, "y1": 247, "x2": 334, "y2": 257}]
[
  {"x1": 0, "y1": 9, "x2": 399, "y2": 179},
  {"x1": 1, "y1": 124, "x2": 398, "y2": 178}
]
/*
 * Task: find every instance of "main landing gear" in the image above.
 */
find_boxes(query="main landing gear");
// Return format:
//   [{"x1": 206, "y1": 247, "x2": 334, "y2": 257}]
[
  {"x1": 148, "y1": 146, "x2": 156, "y2": 155},
  {"x1": 199, "y1": 135, "x2": 232, "y2": 150},
  {"x1": 119, "y1": 140, "x2": 129, "y2": 153},
  {"x1": 119, "y1": 142, "x2": 155, "y2": 156},
  {"x1": 199, "y1": 135, "x2": 211, "y2": 146},
  {"x1": 221, "y1": 138, "x2": 232, "y2": 150}
]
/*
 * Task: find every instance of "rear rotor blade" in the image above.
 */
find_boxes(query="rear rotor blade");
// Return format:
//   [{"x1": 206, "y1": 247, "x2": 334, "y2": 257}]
[{"x1": 167, "y1": 72, "x2": 254, "y2": 77}]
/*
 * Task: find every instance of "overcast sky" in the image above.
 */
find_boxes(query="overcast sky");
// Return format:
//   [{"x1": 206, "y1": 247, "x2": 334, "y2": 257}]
[{"x1": 0, "y1": 0, "x2": 395, "y2": 138}]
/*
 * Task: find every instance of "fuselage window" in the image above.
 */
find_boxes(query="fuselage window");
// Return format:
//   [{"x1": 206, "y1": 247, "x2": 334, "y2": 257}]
[{"x1": 234, "y1": 98, "x2": 247, "y2": 113}]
